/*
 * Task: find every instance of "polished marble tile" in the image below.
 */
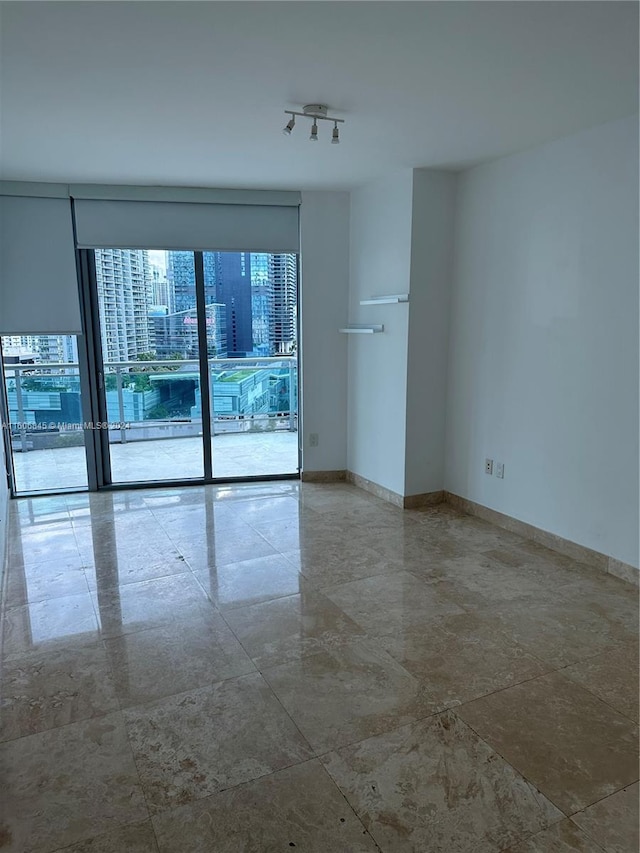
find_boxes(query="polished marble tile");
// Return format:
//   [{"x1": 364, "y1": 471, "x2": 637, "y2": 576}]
[
  {"x1": 284, "y1": 538, "x2": 406, "y2": 587},
  {"x1": 502, "y1": 819, "x2": 607, "y2": 852},
  {"x1": 297, "y1": 484, "x2": 379, "y2": 514},
  {"x1": 3, "y1": 557, "x2": 90, "y2": 607},
  {"x1": 123, "y1": 672, "x2": 313, "y2": 813},
  {"x1": 2, "y1": 591, "x2": 100, "y2": 659},
  {"x1": 2, "y1": 483, "x2": 638, "y2": 852},
  {"x1": 323, "y1": 571, "x2": 464, "y2": 637},
  {"x1": 351, "y1": 525, "x2": 446, "y2": 565},
  {"x1": 104, "y1": 614, "x2": 255, "y2": 707},
  {"x1": 179, "y1": 524, "x2": 278, "y2": 569},
  {"x1": 571, "y1": 782, "x2": 639, "y2": 853},
  {"x1": 90, "y1": 573, "x2": 214, "y2": 639},
  {"x1": 457, "y1": 671, "x2": 639, "y2": 814},
  {"x1": 554, "y1": 572, "x2": 639, "y2": 633},
  {"x1": 0, "y1": 713, "x2": 148, "y2": 853},
  {"x1": 223, "y1": 587, "x2": 368, "y2": 668},
  {"x1": 415, "y1": 552, "x2": 579, "y2": 610},
  {"x1": 50, "y1": 821, "x2": 159, "y2": 853},
  {"x1": 322, "y1": 711, "x2": 563, "y2": 853},
  {"x1": 156, "y1": 512, "x2": 247, "y2": 548},
  {"x1": 76, "y1": 531, "x2": 182, "y2": 574},
  {"x1": 193, "y1": 553, "x2": 302, "y2": 610},
  {"x1": 14, "y1": 495, "x2": 70, "y2": 524},
  {"x1": 262, "y1": 640, "x2": 437, "y2": 752},
  {"x1": 485, "y1": 598, "x2": 636, "y2": 668},
  {"x1": 0, "y1": 641, "x2": 119, "y2": 742},
  {"x1": 222, "y1": 494, "x2": 302, "y2": 525},
  {"x1": 152, "y1": 759, "x2": 378, "y2": 853},
  {"x1": 84, "y1": 554, "x2": 190, "y2": 589},
  {"x1": 9, "y1": 525, "x2": 80, "y2": 565},
  {"x1": 249, "y1": 513, "x2": 333, "y2": 553},
  {"x1": 412, "y1": 512, "x2": 508, "y2": 555},
  {"x1": 560, "y1": 643, "x2": 639, "y2": 723},
  {"x1": 499, "y1": 538, "x2": 591, "y2": 574},
  {"x1": 378, "y1": 610, "x2": 551, "y2": 708}
]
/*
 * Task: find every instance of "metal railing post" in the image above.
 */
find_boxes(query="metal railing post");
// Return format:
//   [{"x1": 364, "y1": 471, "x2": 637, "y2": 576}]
[
  {"x1": 14, "y1": 368, "x2": 28, "y2": 453},
  {"x1": 115, "y1": 366, "x2": 127, "y2": 444},
  {"x1": 288, "y1": 361, "x2": 295, "y2": 432},
  {"x1": 209, "y1": 361, "x2": 215, "y2": 437}
]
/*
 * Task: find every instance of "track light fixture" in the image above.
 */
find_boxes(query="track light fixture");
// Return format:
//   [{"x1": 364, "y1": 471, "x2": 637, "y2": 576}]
[{"x1": 282, "y1": 104, "x2": 344, "y2": 144}]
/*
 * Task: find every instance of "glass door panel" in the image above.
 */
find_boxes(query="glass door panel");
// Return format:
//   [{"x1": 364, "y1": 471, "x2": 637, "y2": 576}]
[
  {"x1": 203, "y1": 251, "x2": 299, "y2": 478},
  {"x1": 93, "y1": 249, "x2": 204, "y2": 483},
  {"x1": 1, "y1": 335, "x2": 89, "y2": 493}
]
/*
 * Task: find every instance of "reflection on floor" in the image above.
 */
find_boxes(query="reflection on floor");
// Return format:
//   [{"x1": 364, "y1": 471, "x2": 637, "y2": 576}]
[
  {"x1": 10, "y1": 430, "x2": 299, "y2": 491},
  {"x1": 1, "y1": 481, "x2": 638, "y2": 853}
]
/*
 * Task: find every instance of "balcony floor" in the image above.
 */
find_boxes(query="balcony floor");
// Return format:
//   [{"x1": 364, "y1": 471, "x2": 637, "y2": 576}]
[{"x1": 10, "y1": 431, "x2": 299, "y2": 492}]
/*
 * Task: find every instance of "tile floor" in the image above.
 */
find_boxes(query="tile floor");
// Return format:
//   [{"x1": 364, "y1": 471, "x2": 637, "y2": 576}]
[{"x1": 0, "y1": 481, "x2": 638, "y2": 853}]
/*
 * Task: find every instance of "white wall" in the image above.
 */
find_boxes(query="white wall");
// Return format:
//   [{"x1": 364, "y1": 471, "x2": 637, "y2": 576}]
[
  {"x1": 0, "y1": 439, "x2": 8, "y2": 580},
  {"x1": 347, "y1": 171, "x2": 413, "y2": 496},
  {"x1": 445, "y1": 115, "x2": 639, "y2": 568},
  {"x1": 300, "y1": 191, "x2": 350, "y2": 473},
  {"x1": 405, "y1": 169, "x2": 457, "y2": 496}
]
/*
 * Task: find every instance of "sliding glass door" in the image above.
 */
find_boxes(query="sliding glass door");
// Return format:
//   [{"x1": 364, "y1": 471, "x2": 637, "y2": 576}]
[
  {"x1": 92, "y1": 249, "x2": 205, "y2": 484},
  {"x1": 87, "y1": 247, "x2": 299, "y2": 487},
  {"x1": 1, "y1": 335, "x2": 89, "y2": 493},
  {"x1": 203, "y1": 251, "x2": 298, "y2": 479}
]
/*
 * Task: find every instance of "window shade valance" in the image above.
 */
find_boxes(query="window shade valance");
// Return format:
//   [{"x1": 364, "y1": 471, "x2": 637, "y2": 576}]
[
  {"x1": 73, "y1": 199, "x2": 300, "y2": 253},
  {"x1": 0, "y1": 182, "x2": 301, "y2": 337}
]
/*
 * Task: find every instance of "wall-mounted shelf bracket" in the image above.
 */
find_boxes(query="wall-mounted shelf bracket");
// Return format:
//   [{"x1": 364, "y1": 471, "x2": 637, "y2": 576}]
[
  {"x1": 338, "y1": 325, "x2": 384, "y2": 334},
  {"x1": 359, "y1": 294, "x2": 409, "y2": 305}
]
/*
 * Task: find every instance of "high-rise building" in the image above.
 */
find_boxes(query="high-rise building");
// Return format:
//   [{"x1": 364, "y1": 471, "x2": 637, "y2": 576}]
[
  {"x1": 167, "y1": 251, "x2": 216, "y2": 313},
  {"x1": 165, "y1": 250, "x2": 296, "y2": 358},
  {"x1": 250, "y1": 253, "x2": 273, "y2": 356},
  {"x1": 1, "y1": 334, "x2": 78, "y2": 364},
  {"x1": 270, "y1": 254, "x2": 297, "y2": 354},
  {"x1": 210, "y1": 252, "x2": 253, "y2": 357},
  {"x1": 150, "y1": 262, "x2": 176, "y2": 314},
  {"x1": 150, "y1": 304, "x2": 227, "y2": 359},
  {"x1": 94, "y1": 249, "x2": 152, "y2": 361}
]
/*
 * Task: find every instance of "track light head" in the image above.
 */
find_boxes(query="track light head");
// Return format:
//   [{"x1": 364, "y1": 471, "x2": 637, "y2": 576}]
[
  {"x1": 282, "y1": 116, "x2": 295, "y2": 136},
  {"x1": 331, "y1": 123, "x2": 340, "y2": 145},
  {"x1": 310, "y1": 120, "x2": 319, "y2": 142}
]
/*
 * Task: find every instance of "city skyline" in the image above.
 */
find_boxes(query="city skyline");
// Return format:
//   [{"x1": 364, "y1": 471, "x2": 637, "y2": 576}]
[{"x1": 2, "y1": 248, "x2": 298, "y2": 368}]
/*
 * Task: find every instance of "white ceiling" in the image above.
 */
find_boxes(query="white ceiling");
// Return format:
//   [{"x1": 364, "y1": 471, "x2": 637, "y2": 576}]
[{"x1": 0, "y1": 1, "x2": 637, "y2": 190}]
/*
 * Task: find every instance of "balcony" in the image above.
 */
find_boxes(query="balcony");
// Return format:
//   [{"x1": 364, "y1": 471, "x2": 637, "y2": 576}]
[{"x1": 4, "y1": 357, "x2": 298, "y2": 492}]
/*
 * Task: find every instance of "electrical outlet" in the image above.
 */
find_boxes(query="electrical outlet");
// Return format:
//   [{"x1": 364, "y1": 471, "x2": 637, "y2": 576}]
[
  {"x1": 309, "y1": 433, "x2": 319, "y2": 447},
  {"x1": 485, "y1": 458, "x2": 493, "y2": 475},
  {"x1": 496, "y1": 462, "x2": 504, "y2": 479}
]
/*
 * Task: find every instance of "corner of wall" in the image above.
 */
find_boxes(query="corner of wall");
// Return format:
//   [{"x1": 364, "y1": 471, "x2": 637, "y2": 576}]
[
  {"x1": 404, "y1": 168, "x2": 457, "y2": 498},
  {"x1": 0, "y1": 441, "x2": 9, "y2": 589},
  {"x1": 300, "y1": 191, "x2": 350, "y2": 473}
]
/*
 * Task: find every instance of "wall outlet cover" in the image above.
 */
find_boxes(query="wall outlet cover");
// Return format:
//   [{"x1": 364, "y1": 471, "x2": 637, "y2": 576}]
[
  {"x1": 309, "y1": 433, "x2": 319, "y2": 447},
  {"x1": 485, "y1": 458, "x2": 493, "y2": 475}
]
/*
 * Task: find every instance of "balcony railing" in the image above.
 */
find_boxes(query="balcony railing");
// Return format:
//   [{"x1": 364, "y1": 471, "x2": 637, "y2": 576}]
[{"x1": 3, "y1": 356, "x2": 298, "y2": 452}]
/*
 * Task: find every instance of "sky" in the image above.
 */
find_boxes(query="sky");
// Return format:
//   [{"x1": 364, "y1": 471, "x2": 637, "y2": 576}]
[{"x1": 148, "y1": 250, "x2": 167, "y2": 276}]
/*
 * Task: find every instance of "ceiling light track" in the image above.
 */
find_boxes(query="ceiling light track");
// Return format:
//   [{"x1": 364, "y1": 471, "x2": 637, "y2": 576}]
[{"x1": 282, "y1": 104, "x2": 344, "y2": 143}]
